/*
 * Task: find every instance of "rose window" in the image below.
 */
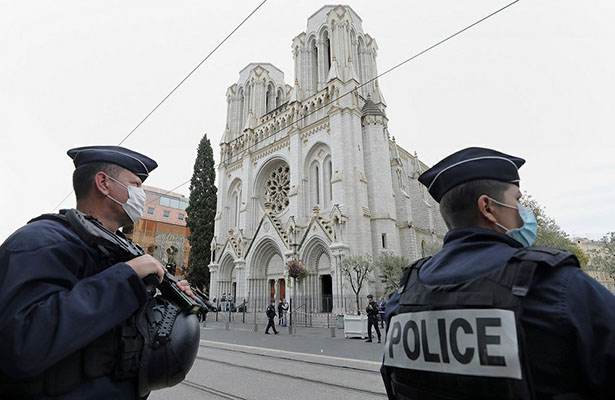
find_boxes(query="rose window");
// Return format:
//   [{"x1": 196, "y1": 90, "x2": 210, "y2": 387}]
[{"x1": 264, "y1": 164, "x2": 290, "y2": 213}]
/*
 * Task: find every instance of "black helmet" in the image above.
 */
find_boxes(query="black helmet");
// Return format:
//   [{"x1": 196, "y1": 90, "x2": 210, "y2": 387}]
[{"x1": 136, "y1": 296, "x2": 200, "y2": 396}]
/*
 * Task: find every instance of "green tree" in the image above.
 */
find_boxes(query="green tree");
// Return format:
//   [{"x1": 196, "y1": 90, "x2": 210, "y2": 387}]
[
  {"x1": 341, "y1": 255, "x2": 373, "y2": 315},
  {"x1": 521, "y1": 194, "x2": 589, "y2": 266},
  {"x1": 185, "y1": 133, "x2": 217, "y2": 290},
  {"x1": 589, "y1": 232, "x2": 615, "y2": 279},
  {"x1": 377, "y1": 252, "x2": 409, "y2": 295}
]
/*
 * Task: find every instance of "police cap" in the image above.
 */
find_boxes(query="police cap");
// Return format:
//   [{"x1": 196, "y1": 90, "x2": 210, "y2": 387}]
[
  {"x1": 67, "y1": 145, "x2": 158, "y2": 182},
  {"x1": 418, "y1": 147, "x2": 525, "y2": 202}
]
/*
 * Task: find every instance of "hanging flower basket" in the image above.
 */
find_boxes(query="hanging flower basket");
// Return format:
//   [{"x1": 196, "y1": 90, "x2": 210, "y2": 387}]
[{"x1": 286, "y1": 259, "x2": 307, "y2": 286}]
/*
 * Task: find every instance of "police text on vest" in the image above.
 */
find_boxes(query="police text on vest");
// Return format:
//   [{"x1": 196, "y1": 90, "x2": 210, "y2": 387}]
[{"x1": 383, "y1": 309, "x2": 521, "y2": 379}]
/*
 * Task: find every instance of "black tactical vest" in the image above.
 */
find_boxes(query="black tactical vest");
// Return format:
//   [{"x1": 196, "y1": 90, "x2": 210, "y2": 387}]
[
  {"x1": 384, "y1": 247, "x2": 579, "y2": 400},
  {"x1": 0, "y1": 211, "x2": 199, "y2": 398}
]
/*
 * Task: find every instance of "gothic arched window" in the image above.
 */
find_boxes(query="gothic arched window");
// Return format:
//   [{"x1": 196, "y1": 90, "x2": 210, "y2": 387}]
[
  {"x1": 266, "y1": 83, "x2": 275, "y2": 113},
  {"x1": 323, "y1": 30, "x2": 331, "y2": 77},
  {"x1": 323, "y1": 156, "x2": 332, "y2": 207},
  {"x1": 237, "y1": 88, "x2": 245, "y2": 134},
  {"x1": 357, "y1": 38, "x2": 365, "y2": 90},
  {"x1": 231, "y1": 192, "x2": 239, "y2": 228},
  {"x1": 310, "y1": 161, "x2": 320, "y2": 207},
  {"x1": 310, "y1": 38, "x2": 318, "y2": 94}
]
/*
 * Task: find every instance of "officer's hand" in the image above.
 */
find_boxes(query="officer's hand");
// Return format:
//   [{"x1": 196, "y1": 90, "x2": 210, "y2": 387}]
[
  {"x1": 125, "y1": 255, "x2": 165, "y2": 282},
  {"x1": 176, "y1": 279, "x2": 197, "y2": 301}
]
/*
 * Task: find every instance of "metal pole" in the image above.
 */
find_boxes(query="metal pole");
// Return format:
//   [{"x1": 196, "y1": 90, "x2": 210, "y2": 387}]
[
  {"x1": 253, "y1": 298, "x2": 257, "y2": 332},
  {"x1": 242, "y1": 299, "x2": 246, "y2": 323},
  {"x1": 292, "y1": 277, "x2": 297, "y2": 335},
  {"x1": 327, "y1": 298, "x2": 330, "y2": 328}
]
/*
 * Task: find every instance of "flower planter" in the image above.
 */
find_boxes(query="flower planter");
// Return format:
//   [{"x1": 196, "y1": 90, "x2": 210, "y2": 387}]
[{"x1": 343, "y1": 314, "x2": 368, "y2": 339}]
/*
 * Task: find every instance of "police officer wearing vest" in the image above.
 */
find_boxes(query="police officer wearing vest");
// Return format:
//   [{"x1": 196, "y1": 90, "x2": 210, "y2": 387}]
[
  {"x1": 381, "y1": 147, "x2": 615, "y2": 400},
  {"x1": 0, "y1": 146, "x2": 197, "y2": 399}
]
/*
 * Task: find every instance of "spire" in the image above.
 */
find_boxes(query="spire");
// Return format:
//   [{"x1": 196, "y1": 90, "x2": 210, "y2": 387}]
[
  {"x1": 361, "y1": 95, "x2": 384, "y2": 116},
  {"x1": 220, "y1": 125, "x2": 230, "y2": 145},
  {"x1": 347, "y1": 56, "x2": 359, "y2": 83},
  {"x1": 242, "y1": 110, "x2": 255, "y2": 132},
  {"x1": 327, "y1": 56, "x2": 340, "y2": 82},
  {"x1": 372, "y1": 81, "x2": 387, "y2": 107},
  {"x1": 289, "y1": 79, "x2": 302, "y2": 103}
]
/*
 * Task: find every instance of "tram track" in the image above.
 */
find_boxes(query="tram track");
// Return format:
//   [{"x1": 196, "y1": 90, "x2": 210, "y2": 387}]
[
  {"x1": 179, "y1": 379, "x2": 247, "y2": 400},
  {"x1": 193, "y1": 351, "x2": 386, "y2": 398},
  {"x1": 199, "y1": 340, "x2": 381, "y2": 373}
]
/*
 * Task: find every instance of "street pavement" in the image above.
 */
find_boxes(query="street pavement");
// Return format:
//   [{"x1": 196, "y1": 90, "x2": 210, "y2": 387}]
[{"x1": 149, "y1": 319, "x2": 388, "y2": 399}]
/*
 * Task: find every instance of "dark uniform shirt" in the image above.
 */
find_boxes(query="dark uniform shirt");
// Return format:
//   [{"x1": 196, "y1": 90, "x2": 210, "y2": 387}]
[
  {"x1": 382, "y1": 227, "x2": 615, "y2": 399},
  {"x1": 0, "y1": 218, "x2": 148, "y2": 399}
]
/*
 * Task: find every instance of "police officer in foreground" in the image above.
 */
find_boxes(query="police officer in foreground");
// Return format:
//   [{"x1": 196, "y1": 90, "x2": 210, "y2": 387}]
[
  {"x1": 381, "y1": 147, "x2": 615, "y2": 399},
  {"x1": 0, "y1": 146, "x2": 197, "y2": 399}
]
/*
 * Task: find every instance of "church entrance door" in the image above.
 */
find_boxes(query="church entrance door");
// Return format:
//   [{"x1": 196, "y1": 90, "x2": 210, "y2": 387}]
[{"x1": 321, "y1": 274, "x2": 333, "y2": 312}]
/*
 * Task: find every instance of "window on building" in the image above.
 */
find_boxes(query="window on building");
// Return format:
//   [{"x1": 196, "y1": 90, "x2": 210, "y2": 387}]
[
  {"x1": 147, "y1": 207, "x2": 154, "y2": 215},
  {"x1": 180, "y1": 200, "x2": 189, "y2": 210},
  {"x1": 324, "y1": 157, "x2": 332, "y2": 206},
  {"x1": 382, "y1": 233, "x2": 387, "y2": 249},
  {"x1": 178, "y1": 213, "x2": 184, "y2": 220},
  {"x1": 163, "y1": 210, "x2": 170, "y2": 218},
  {"x1": 160, "y1": 197, "x2": 171, "y2": 207}
]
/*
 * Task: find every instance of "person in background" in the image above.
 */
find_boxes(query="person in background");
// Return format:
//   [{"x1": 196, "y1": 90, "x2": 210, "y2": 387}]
[
  {"x1": 365, "y1": 294, "x2": 381, "y2": 343},
  {"x1": 378, "y1": 296, "x2": 387, "y2": 329},
  {"x1": 265, "y1": 300, "x2": 279, "y2": 335}
]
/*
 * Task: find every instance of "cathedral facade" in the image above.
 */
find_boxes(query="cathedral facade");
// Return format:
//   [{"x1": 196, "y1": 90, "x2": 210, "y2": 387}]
[{"x1": 208, "y1": 5, "x2": 447, "y2": 313}]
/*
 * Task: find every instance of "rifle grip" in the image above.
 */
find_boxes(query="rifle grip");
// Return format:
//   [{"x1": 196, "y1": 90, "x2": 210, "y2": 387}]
[{"x1": 143, "y1": 274, "x2": 159, "y2": 296}]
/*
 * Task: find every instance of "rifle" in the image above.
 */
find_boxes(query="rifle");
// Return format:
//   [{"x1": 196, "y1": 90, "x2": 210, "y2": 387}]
[{"x1": 63, "y1": 209, "x2": 216, "y2": 313}]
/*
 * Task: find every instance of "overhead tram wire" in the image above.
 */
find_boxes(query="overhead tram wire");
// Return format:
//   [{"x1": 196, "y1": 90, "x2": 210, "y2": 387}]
[
  {"x1": 51, "y1": 0, "x2": 268, "y2": 212},
  {"x1": 127, "y1": 0, "x2": 521, "y2": 206},
  {"x1": 118, "y1": 0, "x2": 268, "y2": 146},
  {"x1": 219, "y1": 0, "x2": 520, "y2": 166},
  {"x1": 133, "y1": 0, "x2": 521, "y2": 204}
]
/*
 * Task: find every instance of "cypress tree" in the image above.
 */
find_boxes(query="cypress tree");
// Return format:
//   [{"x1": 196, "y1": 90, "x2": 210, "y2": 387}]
[{"x1": 185, "y1": 133, "x2": 217, "y2": 291}]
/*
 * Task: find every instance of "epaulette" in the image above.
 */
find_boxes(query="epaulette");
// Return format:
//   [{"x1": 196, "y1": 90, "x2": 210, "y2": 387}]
[{"x1": 509, "y1": 246, "x2": 580, "y2": 269}]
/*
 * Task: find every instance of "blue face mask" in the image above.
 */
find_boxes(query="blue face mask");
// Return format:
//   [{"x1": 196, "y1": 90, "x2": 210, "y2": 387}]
[{"x1": 489, "y1": 198, "x2": 538, "y2": 247}]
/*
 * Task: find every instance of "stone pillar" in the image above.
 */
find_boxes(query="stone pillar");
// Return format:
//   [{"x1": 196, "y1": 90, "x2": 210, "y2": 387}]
[
  {"x1": 208, "y1": 263, "x2": 219, "y2": 302},
  {"x1": 234, "y1": 259, "x2": 246, "y2": 302}
]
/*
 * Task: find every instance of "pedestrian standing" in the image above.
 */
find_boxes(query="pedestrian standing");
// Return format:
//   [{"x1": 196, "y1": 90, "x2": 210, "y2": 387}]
[
  {"x1": 265, "y1": 300, "x2": 279, "y2": 334},
  {"x1": 281, "y1": 298, "x2": 289, "y2": 327},
  {"x1": 277, "y1": 299, "x2": 284, "y2": 326},
  {"x1": 378, "y1": 296, "x2": 387, "y2": 328},
  {"x1": 365, "y1": 294, "x2": 381, "y2": 343}
]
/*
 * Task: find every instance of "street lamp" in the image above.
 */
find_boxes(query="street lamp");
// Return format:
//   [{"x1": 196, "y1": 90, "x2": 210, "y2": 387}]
[{"x1": 290, "y1": 216, "x2": 298, "y2": 335}]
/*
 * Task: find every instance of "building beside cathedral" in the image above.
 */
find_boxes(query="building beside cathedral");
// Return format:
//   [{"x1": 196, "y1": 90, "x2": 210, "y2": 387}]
[
  {"x1": 124, "y1": 185, "x2": 191, "y2": 275},
  {"x1": 208, "y1": 5, "x2": 447, "y2": 313}
]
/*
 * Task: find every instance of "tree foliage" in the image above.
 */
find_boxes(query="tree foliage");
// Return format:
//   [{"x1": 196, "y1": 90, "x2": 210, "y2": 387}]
[
  {"x1": 589, "y1": 232, "x2": 615, "y2": 279},
  {"x1": 341, "y1": 255, "x2": 373, "y2": 315},
  {"x1": 185, "y1": 133, "x2": 217, "y2": 291},
  {"x1": 521, "y1": 194, "x2": 589, "y2": 266},
  {"x1": 377, "y1": 252, "x2": 409, "y2": 295}
]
